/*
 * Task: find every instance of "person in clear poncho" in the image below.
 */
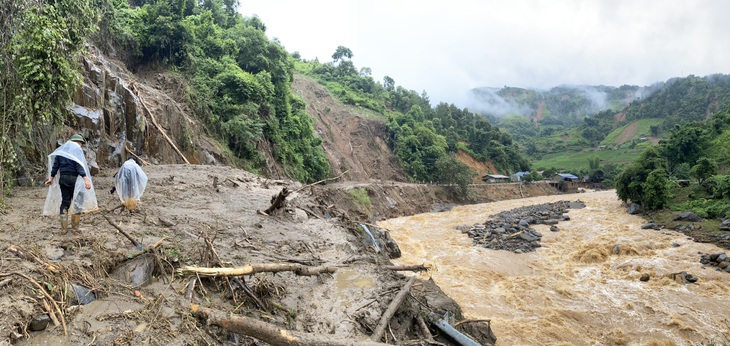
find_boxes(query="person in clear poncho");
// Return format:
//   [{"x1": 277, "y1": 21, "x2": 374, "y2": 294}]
[
  {"x1": 113, "y1": 158, "x2": 147, "y2": 211},
  {"x1": 43, "y1": 134, "x2": 98, "y2": 232}
]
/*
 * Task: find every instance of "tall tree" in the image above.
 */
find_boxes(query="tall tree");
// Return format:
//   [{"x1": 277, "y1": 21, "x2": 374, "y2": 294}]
[
  {"x1": 660, "y1": 122, "x2": 708, "y2": 170},
  {"x1": 691, "y1": 157, "x2": 718, "y2": 185},
  {"x1": 331, "y1": 45, "x2": 353, "y2": 63},
  {"x1": 383, "y1": 76, "x2": 395, "y2": 91},
  {"x1": 615, "y1": 146, "x2": 667, "y2": 208}
]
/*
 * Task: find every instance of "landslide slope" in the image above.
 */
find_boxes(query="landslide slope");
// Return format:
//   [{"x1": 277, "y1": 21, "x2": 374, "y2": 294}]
[{"x1": 292, "y1": 74, "x2": 407, "y2": 182}]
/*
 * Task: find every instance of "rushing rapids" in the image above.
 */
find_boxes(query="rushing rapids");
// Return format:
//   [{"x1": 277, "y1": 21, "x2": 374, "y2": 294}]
[{"x1": 379, "y1": 190, "x2": 730, "y2": 345}]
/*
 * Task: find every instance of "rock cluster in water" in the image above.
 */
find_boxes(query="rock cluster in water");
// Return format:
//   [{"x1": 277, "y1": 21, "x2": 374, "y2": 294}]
[
  {"x1": 700, "y1": 252, "x2": 730, "y2": 273},
  {"x1": 456, "y1": 201, "x2": 585, "y2": 253}
]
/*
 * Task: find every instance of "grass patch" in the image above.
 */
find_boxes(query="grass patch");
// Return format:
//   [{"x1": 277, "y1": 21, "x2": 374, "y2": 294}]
[
  {"x1": 601, "y1": 118, "x2": 663, "y2": 146},
  {"x1": 348, "y1": 187, "x2": 371, "y2": 207},
  {"x1": 532, "y1": 147, "x2": 645, "y2": 171},
  {"x1": 648, "y1": 209, "x2": 722, "y2": 232}
]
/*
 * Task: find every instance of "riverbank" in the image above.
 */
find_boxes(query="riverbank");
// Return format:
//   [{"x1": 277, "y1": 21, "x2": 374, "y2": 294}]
[{"x1": 312, "y1": 181, "x2": 561, "y2": 223}]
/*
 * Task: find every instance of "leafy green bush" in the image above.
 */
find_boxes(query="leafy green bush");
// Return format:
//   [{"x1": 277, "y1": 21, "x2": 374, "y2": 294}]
[
  {"x1": 348, "y1": 188, "x2": 371, "y2": 207},
  {"x1": 712, "y1": 175, "x2": 730, "y2": 199},
  {"x1": 671, "y1": 199, "x2": 730, "y2": 219}
]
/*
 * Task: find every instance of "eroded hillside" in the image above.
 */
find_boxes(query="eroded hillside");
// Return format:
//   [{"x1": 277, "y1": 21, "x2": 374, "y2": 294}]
[{"x1": 292, "y1": 74, "x2": 407, "y2": 182}]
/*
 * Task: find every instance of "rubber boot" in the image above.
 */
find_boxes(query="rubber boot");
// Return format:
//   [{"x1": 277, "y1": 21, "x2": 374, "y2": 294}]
[
  {"x1": 59, "y1": 214, "x2": 68, "y2": 233},
  {"x1": 71, "y1": 213, "x2": 81, "y2": 232}
]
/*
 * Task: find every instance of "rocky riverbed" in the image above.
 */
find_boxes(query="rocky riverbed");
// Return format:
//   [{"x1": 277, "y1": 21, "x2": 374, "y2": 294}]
[{"x1": 457, "y1": 200, "x2": 586, "y2": 253}]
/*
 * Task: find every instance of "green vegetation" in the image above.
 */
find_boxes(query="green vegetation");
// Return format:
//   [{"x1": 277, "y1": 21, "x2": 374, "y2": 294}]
[
  {"x1": 1, "y1": 0, "x2": 99, "y2": 204},
  {"x1": 294, "y1": 48, "x2": 530, "y2": 182},
  {"x1": 348, "y1": 187, "x2": 371, "y2": 207},
  {"x1": 532, "y1": 148, "x2": 645, "y2": 172},
  {"x1": 95, "y1": 0, "x2": 329, "y2": 182},
  {"x1": 615, "y1": 147, "x2": 668, "y2": 210},
  {"x1": 482, "y1": 75, "x2": 730, "y2": 178},
  {"x1": 599, "y1": 118, "x2": 663, "y2": 146},
  {"x1": 614, "y1": 108, "x2": 730, "y2": 214}
]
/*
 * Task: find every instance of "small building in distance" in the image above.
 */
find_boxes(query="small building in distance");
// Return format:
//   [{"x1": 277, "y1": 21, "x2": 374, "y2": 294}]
[
  {"x1": 553, "y1": 173, "x2": 579, "y2": 182},
  {"x1": 482, "y1": 174, "x2": 510, "y2": 183},
  {"x1": 511, "y1": 171, "x2": 530, "y2": 182},
  {"x1": 553, "y1": 173, "x2": 580, "y2": 192}
]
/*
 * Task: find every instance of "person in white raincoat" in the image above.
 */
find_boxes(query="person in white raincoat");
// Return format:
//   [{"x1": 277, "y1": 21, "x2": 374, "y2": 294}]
[
  {"x1": 114, "y1": 158, "x2": 147, "y2": 211},
  {"x1": 43, "y1": 134, "x2": 98, "y2": 232}
]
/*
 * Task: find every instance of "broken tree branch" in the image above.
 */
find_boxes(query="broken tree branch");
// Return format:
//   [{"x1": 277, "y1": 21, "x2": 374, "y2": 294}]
[
  {"x1": 453, "y1": 319, "x2": 492, "y2": 328},
  {"x1": 261, "y1": 187, "x2": 290, "y2": 215},
  {"x1": 177, "y1": 263, "x2": 338, "y2": 277},
  {"x1": 190, "y1": 304, "x2": 388, "y2": 346},
  {"x1": 130, "y1": 82, "x2": 190, "y2": 164},
  {"x1": 42, "y1": 299, "x2": 60, "y2": 327},
  {"x1": 101, "y1": 213, "x2": 143, "y2": 249},
  {"x1": 125, "y1": 145, "x2": 150, "y2": 166},
  {"x1": 416, "y1": 313, "x2": 444, "y2": 346},
  {"x1": 292, "y1": 170, "x2": 349, "y2": 194},
  {"x1": 0, "y1": 272, "x2": 67, "y2": 336},
  {"x1": 371, "y1": 276, "x2": 417, "y2": 342},
  {"x1": 259, "y1": 168, "x2": 345, "y2": 216}
]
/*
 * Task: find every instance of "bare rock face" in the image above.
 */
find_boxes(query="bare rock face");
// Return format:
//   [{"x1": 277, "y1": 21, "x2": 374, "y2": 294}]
[{"x1": 63, "y1": 47, "x2": 233, "y2": 174}]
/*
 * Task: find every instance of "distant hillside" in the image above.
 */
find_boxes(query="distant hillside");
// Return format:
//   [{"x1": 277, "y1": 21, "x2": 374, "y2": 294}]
[
  {"x1": 473, "y1": 74, "x2": 730, "y2": 144},
  {"x1": 476, "y1": 75, "x2": 730, "y2": 159},
  {"x1": 469, "y1": 84, "x2": 657, "y2": 128}
]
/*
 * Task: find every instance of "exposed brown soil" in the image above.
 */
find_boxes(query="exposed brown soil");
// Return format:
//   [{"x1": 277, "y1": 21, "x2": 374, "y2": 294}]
[
  {"x1": 455, "y1": 150, "x2": 497, "y2": 182},
  {"x1": 292, "y1": 74, "x2": 407, "y2": 182},
  {"x1": 0, "y1": 165, "x2": 504, "y2": 345},
  {"x1": 612, "y1": 112, "x2": 626, "y2": 127},
  {"x1": 534, "y1": 99, "x2": 544, "y2": 124},
  {"x1": 614, "y1": 120, "x2": 639, "y2": 145}
]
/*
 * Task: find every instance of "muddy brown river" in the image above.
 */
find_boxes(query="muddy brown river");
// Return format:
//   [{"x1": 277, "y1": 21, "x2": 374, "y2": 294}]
[{"x1": 378, "y1": 190, "x2": 730, "y2": 345}]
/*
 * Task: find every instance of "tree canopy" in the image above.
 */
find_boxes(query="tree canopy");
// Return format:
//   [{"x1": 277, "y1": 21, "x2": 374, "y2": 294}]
[{"x1": 1, "y1": 0, "x2": 98, "y2": 202}]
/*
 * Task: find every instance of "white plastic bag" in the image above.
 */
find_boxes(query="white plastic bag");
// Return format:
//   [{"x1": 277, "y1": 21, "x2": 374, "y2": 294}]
[
  {"x1": 115, "y1": 159, "x2": 147, "y2": 207},
  {"x1": 43, "y1": 141, "x2": 98, "y2": 215}
]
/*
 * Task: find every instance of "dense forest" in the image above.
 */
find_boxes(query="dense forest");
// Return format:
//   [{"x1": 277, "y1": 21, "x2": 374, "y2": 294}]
[{"x1": 614, "y1": 107, "x2": 730, "y2": 218}]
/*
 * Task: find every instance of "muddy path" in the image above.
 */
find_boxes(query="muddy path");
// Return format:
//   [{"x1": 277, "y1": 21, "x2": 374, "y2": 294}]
[{"x1": 0, "y1": 164, "x2": 494, "y2": 345}]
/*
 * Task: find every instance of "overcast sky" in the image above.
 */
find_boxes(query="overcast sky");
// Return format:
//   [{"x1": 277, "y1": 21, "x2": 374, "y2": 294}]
[{"x1": 238, "y1": 1, "x2": 730, "y2": 109}]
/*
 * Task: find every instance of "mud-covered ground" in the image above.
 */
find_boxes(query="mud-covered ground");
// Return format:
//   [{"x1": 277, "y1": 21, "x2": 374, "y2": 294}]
[{"x1": 0, "y1": 164, "x2": 494, "y2": 345}]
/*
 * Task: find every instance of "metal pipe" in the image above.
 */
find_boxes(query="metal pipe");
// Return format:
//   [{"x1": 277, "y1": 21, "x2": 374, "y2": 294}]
[{"x1": 428, "y1": 312, "x2": 481, "y2": 346}]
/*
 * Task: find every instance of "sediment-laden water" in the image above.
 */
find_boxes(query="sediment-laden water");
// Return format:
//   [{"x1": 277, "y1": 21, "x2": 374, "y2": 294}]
[{"x1": 378, "y1": 190, "x2": 730, "y2": 345}]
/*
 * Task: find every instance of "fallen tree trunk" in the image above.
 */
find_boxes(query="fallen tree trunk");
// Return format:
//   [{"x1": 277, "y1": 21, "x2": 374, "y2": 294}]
[
  {"x1": 125, "y1": 145, "x2": 150, "y2": 166},
  {"x1": 177, "y1": 263, "x2": 338, "y2": 277},
  {"x1": 130, "y1": 82, "x2": 190, "y2": 164},
  {"x1": 384, "y1": 264, "x2": 429, "y2": 273},
  {"x1": 416, "y1": 313, "x2": 443, "y2": 346},
  {"x1": 191, "y1": 304, "x2": 388, "y2": 346},
  {"x1": 371, "y1": 275, "x2": 417, "y2": 342},
  {"x1": 259, "y1": 170, "x2": 349, "y2": 216}
]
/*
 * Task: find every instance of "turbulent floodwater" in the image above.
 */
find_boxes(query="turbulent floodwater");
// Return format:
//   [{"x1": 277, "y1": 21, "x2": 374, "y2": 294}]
[{"x1": 378, "y1": 190, "x2": 730, "y2": 346}]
